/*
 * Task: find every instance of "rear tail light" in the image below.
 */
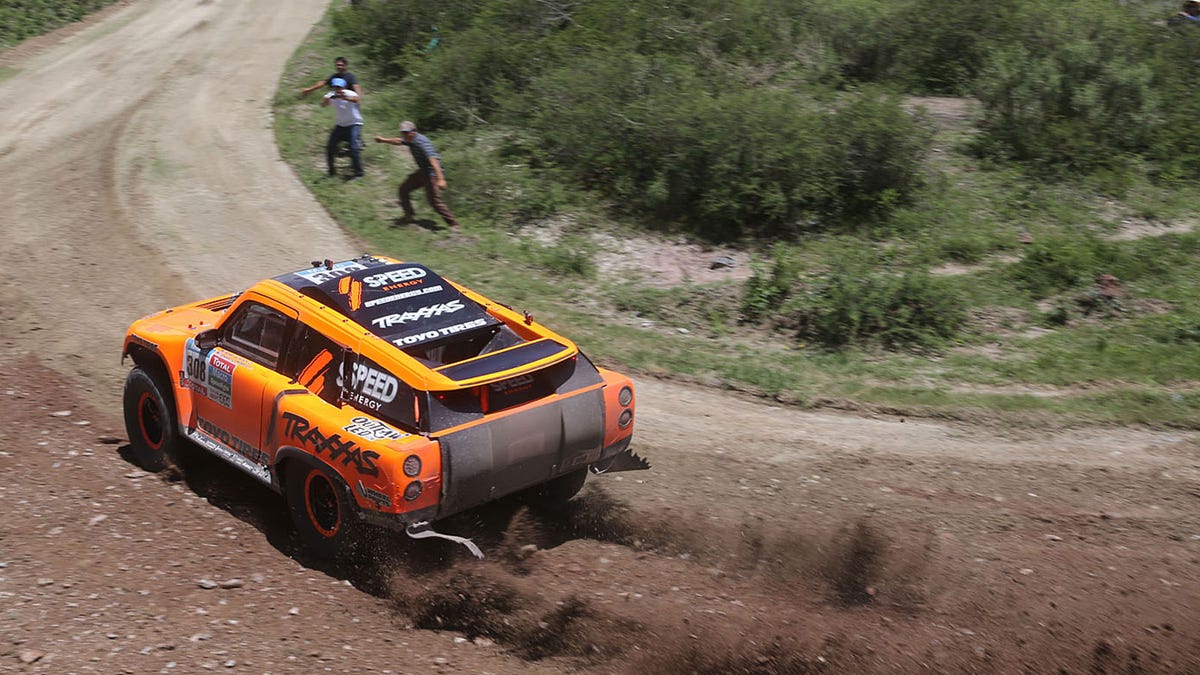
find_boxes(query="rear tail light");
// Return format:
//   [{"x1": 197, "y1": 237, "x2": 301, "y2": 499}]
[
  {"x1": 618, "y1": 386, "x2": 633, "y2": 407},
  {"x1": 404, "y1": 480, "x2": 423, "y2": 501},
  {"x1": 618, "y1": 409, "x2": 633, "y2": 428},
  {"x1": 402, "y1": 454, "x2": 421, "y2": 477}
]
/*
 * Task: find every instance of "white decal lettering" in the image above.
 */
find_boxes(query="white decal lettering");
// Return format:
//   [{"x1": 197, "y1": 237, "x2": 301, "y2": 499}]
[
  {"x1": 362, "y1": 267, "x2": 427, "y2": 288},
  {"x1": 363, "y1": 284, "x2": 444, "y2": 308},
  {"x1": 371, "y1": 299, "x2": 465, "y2": 328},
  {"x1": 391, "y1": 318, "x2": 489, "y2": 347},
  {"x1": 336, "y1": 361, "x2": 399, "y2": 404}
]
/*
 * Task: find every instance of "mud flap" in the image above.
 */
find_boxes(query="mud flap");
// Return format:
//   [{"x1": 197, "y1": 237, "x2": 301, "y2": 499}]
[
  {"x1": 406, "y1": 521, "x2": 484, "y2": 559},
  {"x1": 436, "y1": 389, "x2": 606, "y2": 518},
  {"x1": 591, "y1": 448, "x2": 651, "y2": 474}
]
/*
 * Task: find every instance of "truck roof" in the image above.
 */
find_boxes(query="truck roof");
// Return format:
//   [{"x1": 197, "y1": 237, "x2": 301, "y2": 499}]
[
  {"x1": 274, "y1": 257, "x2": 501, "y2": 350},
  {"x1": 272, "y1": 257, "x2": 575, "y2": 390}
]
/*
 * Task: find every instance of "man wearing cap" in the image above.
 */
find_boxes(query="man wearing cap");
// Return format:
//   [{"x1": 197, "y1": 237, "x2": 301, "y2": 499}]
[
  {"x1": 299, "y1": 56, "x2": 362, "y2": 98},
  {"x1": 374, "y1": 122, "x2": 460, "y2": 228},
  {"x1": 321, "y1": 78, "x2": 364, "y2": 180}
]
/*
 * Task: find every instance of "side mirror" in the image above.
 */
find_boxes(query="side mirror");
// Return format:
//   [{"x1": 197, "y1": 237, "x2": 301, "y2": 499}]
[{"x1": 194, "y1": 329, "x2": 219, "y2": 351}]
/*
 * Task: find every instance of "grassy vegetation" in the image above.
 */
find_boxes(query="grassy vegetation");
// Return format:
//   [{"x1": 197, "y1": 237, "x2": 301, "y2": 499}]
[
  {"x1": 0, "y1": 0, "x2": 120, "y2": 50},
  {"x1": 268, "y1": 1, "x2": 1200, "y2": 428}
]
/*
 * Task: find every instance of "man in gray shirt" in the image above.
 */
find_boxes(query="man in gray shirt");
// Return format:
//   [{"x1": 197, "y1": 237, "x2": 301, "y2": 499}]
[{"x1": 375, "y1": 121, "x2": 459, "y2": 228}]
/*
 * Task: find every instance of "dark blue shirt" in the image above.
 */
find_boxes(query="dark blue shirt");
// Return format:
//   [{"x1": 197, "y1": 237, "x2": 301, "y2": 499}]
[
  {"x1": 326, "y1": 71, "x2": 359, "y2": 89},
  {"x1": 403, "y1": 133, "x2": 442, "y2": 177}
]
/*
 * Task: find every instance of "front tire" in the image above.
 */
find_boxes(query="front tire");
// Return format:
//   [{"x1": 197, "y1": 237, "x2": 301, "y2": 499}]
[
  {"x1": 123, "y1": 367, "x2": 182, "y2": 472},
  {"x1": 285, "y1": 458, "x2": 359, "y2": 558}
]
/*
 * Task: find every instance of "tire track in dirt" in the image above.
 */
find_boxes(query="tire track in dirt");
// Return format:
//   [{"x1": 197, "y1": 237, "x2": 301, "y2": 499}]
[
  {"x1": 2, "y1": 2, "x2": 1199, "y2": 673},
  {"x1": 0, "y1": 0, "x2": 356, "y2": 404}
]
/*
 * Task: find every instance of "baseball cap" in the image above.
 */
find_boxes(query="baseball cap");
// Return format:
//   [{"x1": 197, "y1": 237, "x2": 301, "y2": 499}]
[
  {"x1": 399, "y1": 121, "x2": 417, "y2": 132},
  {"x1": 330, "y1": 77, "x2": 348, "y2": 88}
]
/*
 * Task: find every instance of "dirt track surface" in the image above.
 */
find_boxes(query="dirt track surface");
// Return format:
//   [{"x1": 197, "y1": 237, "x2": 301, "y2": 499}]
[{"x1": 2, "y1": 2, "x2": 1199, "y2": 673}]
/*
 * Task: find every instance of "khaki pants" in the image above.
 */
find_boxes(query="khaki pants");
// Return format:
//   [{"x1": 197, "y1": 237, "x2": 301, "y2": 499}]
[{"x1": 397, "y1": 171, "x2": 459, "y2": 227}]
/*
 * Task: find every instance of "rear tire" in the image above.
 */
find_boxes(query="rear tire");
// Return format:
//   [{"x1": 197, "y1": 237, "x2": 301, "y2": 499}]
[
  {"x1": 285, "y1": 457, "x2": 359, "y2": 558},
  {"x1": 524, "y1": 468, "x2": 587, "y2": 509},
  {"x1": 123, "y1": 367, "x2": 182, "y2": 472}
]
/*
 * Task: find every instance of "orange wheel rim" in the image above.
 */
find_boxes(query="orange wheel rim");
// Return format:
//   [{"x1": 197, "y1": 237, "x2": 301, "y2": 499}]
[
  {"x1": 137, "y1": 391, "x2": 164, "y2": 450},
  {"x1": 304, "y1": 469, "x2": 341, "y2": 537}
]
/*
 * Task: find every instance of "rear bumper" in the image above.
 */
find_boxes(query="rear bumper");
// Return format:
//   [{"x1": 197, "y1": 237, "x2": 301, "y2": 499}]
[
  {"x1": 357, "y1": 503, "x2": 439, "y2": 531},
  {"x1": 434, "y1": 387, "x2": 607, "y2": 519}
]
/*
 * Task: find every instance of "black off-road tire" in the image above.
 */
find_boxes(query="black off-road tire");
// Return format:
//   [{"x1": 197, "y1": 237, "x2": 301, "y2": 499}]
[
  {"x1": 524, "y1": 468, "x2": 588, "y2": 509},
  {"x1": 123, "y1": 367, "x2": 183, "y2": 472},
  {"x1": 285, "y1": 457, "x2": 360, "y2": 558}
]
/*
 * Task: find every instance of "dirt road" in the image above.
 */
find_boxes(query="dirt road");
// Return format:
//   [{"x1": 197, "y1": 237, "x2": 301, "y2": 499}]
[{"x1": 2, "y1": 2, "x2": 1198, "y2": 673}]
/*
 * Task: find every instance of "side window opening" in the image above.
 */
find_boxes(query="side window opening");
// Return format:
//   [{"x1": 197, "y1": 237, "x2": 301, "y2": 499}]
[
  {"x1": 223, "y1": 302, "x2": 290, "y2": 368},
  {"x1": 341, "y1": 352, "x2": 421, "y2": 433},
  {"x1": 280, "y1": 322, "x2": 342, "y2": 406}
]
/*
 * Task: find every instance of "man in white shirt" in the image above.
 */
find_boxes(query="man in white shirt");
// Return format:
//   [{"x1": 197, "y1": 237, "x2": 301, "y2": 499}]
[{"x1": 320, "y1": 77, "x2": 364, "y2": 180}]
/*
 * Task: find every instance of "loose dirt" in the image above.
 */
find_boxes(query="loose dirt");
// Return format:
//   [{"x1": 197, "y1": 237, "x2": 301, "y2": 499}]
[{"x1": 1, "y1": 2, "x2": 1198, "y2": 673}]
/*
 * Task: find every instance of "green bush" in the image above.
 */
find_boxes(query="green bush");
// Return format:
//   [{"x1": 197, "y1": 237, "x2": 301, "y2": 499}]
[
  {"x1": 514, "y1": 65, "x2": 929, "y2": 240},
  {"x1": 741, "y1": 245, "x2": 802, "y2": 321},
  {"x1": 786, "y1": 252, "x2": 966, "y2": 350},
  {"x1": 0, "y1": 0, "x2": 119, "y2": 50},
  {"x1": 1148, "y1": 25, "x2": 1200, "y2": 183},
  {"x1": 971, "y1": 3, "x2": 1160, "y2": 172},
  {"x1": 1009, "y1": 230, "x2": 1199, "y2": 300},
  {"x1": 333, "y1": 0, "x2": 930, "y2": 242},
  {"x1": 331, "y1": 0, "x2": 481, "y2": 80},
  {"x1": 820, "y1": 0, "x2": 1019, "y2": 95},
  {"x1": 1008, "y1": 233, "x2": 1126, "y2": 298},
  {"x1": 438, "y1": 131, "x2": 576, "y2": 226},
  {"x1": 1150, "y1": 314, "x2": 1200, "y2": 345}
]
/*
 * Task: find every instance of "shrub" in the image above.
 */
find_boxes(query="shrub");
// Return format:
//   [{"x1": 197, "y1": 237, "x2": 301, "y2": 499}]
[
  {"x1": 1147, "y1": 25, "x2": 1200, "y2": 183},
  {"x1": 0, "y1": 0, "x2": 120, "y2": 49},
  {"x1": 739, "y1": 243, "x2": 964, "y2": 348},
  {"x1": 1008, "y1": 233, "x2": 1125, "y2": 298},
  {"x1": 740, "y1": 245, "x2": 802, "y2": 321},
  {"x1": 971, "y1": 3, "x2": 1160, "y2": 173},
  {"x1": 1152, "y1": 314, "x2": 1200, "y2": 346},
  {"x1": 784, "y1": 249, "x2": 966, "y2": 350},
  {"x1": 331, "y1": 0, "x2": 482, "y2": 80},
  {"x1": 336, "y1": 0, "x2": 931, "y2": 242},
  {"x1": 515, "y1": 63, "x2": 929, "y2": 241},
  {"x1": 821, "y1": 0, "x2": 1020, "y2": 95}
]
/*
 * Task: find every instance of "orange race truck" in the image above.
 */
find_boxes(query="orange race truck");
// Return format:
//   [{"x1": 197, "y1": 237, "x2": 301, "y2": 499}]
[{"x1": 121, "y1": 255, "x2": 646, "y2": 558}]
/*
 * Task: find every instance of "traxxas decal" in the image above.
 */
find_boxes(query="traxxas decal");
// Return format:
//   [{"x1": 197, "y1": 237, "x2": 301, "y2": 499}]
[
  {"x1": 371, "y1": 299, "x2": 465, "y2": 328},
  {"x1": 282, "y1": 412, "x2": 380, "y2": 476}
]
